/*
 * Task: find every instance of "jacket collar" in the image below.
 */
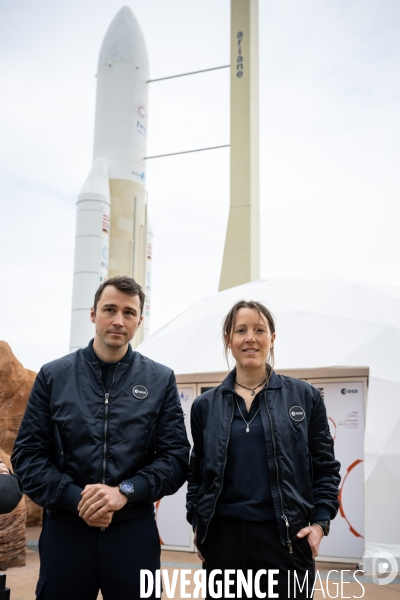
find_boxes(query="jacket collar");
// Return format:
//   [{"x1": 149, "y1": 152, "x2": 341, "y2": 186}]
[
  {"x1": 220, "y1": 367, "x2": 282, "y2": 392},
  {"x1": 81, "y1": 339, "x2": 135, "y2": 366}
]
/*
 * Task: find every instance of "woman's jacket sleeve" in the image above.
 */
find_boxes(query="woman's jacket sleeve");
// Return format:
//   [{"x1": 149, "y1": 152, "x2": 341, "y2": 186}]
[
  {"x1": 309, "y1": 389, "x2": 341, "y2": 520},
  {"x1": 186, "y1": 397, "x2": 203, "y2": 527}
]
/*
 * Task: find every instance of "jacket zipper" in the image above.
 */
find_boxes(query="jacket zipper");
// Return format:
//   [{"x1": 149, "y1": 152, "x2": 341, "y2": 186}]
[
  {"x1": 201, "y1": 396, "x2": 234, "y2": 544},
  {"x1": 97, "y1": 363, "x2": 119, "y2": 484},
  {"x1": 264, "y1": 392, "x2": 293, "y2": 554}
]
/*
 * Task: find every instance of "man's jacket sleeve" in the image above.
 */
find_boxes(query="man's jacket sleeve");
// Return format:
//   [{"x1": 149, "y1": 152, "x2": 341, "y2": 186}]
[
  {"x1": 309, "y1": 389, "x2": 341, "y2": 520},
  {"x1": 132, "y1": 371, "x2": 190, "y2": 502},
  {"x1": 11, "y1": 370, "x2": 77, "y2": 510}
]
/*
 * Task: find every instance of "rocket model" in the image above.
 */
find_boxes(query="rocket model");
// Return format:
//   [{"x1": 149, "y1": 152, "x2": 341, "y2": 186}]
[{"x1": 70, "y1": 6, "x2": 151, "y2": 352}]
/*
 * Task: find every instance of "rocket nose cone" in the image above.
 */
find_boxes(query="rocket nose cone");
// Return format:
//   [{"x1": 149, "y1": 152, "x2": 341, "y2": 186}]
[{"x1": 98, "y1": 5, "x2": 149, "y2": 71}]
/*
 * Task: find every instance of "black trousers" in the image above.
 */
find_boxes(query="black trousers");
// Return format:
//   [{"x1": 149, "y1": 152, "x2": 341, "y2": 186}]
[
  {"x1": 36, "y1": 512, "x2": 160, "y2": 600},
  {"x1": 201, "y1": 516, "x2": 315, "y2": 600}
]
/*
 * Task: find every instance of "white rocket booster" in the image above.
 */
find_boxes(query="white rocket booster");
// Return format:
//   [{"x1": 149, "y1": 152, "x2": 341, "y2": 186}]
[
  {"x1": 70, "y1": 6, "x2": 151, "y2": 352},
  {"x1": 143, "y1": 214, "x2": 153, "y2": 339}
]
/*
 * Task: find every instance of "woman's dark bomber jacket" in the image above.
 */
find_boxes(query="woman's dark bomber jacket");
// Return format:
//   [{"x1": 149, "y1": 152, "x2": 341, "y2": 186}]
[
  {"x1": 186, "y1": 370, "x2": 341, "y2": 552},
  {"x1": 11, "y1": 342, "x2": 190, "y2": 522}
]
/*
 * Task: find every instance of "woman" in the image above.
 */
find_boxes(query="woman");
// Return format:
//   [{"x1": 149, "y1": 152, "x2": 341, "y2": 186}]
[{"x1": 186, "y1": 300, "x2": 340, "y2": 599}]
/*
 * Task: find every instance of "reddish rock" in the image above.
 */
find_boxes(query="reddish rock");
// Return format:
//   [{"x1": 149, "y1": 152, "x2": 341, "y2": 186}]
[
  {"x1": 0, "y1": 498, "x2": 27, "y2": 569},
  {"x1": 0, "y1": 342, "x2": 36, "y2": 455},
  {"x1": 0, "y1": 342, "x2": 42, "y2": 527}
]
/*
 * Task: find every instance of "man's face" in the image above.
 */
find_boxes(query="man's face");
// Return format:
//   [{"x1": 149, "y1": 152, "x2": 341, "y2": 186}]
[{"x1": 90, "y1": 286, "x2": 142, "y2": 351}]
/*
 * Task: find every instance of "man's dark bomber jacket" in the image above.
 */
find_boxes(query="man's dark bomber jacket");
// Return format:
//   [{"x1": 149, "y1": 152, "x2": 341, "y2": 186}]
[
  {"x1": 186, "y1": 371, "x2": 341, "y2": 549},
  {"x1": 12, "y1": 341, "x2": 190, "y2": 522}
]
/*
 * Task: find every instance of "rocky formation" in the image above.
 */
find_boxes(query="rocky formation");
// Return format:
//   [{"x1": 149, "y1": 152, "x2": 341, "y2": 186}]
[
  {"x1": 0, "y1": 342, "x2": 36, "y2": 455},
  {"x1": 0, "y1": 342, "x2": 42, "y2": 528}
]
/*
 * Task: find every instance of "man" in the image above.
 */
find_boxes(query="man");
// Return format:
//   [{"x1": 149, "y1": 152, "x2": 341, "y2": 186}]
[
  {"x1": 12, "y1": 276, "x2": 190, "y2": 600},
  {"x1": 0, "y1": 458, "x2": 23, "y2": 513}
]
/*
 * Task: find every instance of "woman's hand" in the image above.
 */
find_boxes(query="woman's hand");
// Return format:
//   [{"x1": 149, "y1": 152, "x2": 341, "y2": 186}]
[
  {"x1": 296, "y1": 525, "x2": 324, "y2": 558},
  {"x1": 194, "y1": 528, "x2": 205, "y2": 562}
]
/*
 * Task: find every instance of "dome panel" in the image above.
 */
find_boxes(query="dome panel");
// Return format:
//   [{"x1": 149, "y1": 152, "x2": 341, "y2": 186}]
[
  {"x1": 303, "y1": 283, "x2": 400, "y2": 325},
  {"x1": 341, "y1": 327, "x2": 400, "y2": 382},
  {"x1": 275, "y1": 312, "x2": 387, "y2": 370}
]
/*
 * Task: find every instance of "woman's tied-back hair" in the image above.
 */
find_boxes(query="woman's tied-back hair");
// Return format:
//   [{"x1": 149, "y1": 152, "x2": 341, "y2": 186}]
[{"x1": 222, "y1": 300, "x2": 276, "y2": 373}]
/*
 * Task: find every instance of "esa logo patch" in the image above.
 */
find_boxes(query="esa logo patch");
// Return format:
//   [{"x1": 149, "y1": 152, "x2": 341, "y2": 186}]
[
  {"x1": 132, "y1": 385, "x2": 148, "y2": 399},
  {"x1": 289, "y1": 406, "x2": 305, "y2": 422}
]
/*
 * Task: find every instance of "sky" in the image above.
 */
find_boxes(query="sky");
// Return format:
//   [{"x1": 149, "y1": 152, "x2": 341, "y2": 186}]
[{"x1": 1, "y1": 0, "x2": 400, "y2": 372}]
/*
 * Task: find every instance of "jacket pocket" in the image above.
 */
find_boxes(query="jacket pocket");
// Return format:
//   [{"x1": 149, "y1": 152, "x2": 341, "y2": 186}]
[
  {"x1": 308, "y1": 451, "x2": 313, "y2": 485},
  {"x1": 52, "y1": 424, "x2": 65, "y2": 471},
  {"x1": 143, "y1": 424, "x2": 156, "y2": 466},
  {"x1": 192, "y1": 479, "x2": 215, "y2": 511}
]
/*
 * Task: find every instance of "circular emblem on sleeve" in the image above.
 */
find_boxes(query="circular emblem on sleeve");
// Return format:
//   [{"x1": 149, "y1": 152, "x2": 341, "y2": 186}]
[
  {"x1": 132, "y1": 385, "x2": 148, "y2": 399},
  {"x1": 289, "y1": 406, "x2": 305, "y2": 422}
]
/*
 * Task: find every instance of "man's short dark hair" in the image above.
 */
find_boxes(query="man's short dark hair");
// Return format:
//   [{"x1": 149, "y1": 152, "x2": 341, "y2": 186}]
[{"x1": 93, "y1": 276, "x2": 146, "y2": 315}]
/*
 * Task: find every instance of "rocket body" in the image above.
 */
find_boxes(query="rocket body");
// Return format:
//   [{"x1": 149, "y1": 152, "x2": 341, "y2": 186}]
[
  {"x1": 143, "y1": 217, "x2": 153, "y2": 339},
  {"x1": 70, "y1": 7, "x2": 150, "y2": 352},
  {"x1": 70, "y1": 158, "x2": 111, "y2": 352}
]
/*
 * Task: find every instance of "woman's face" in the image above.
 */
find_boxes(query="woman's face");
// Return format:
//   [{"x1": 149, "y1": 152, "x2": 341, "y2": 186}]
[{"x1": 227, "y1": 308, "x2": 276, "y2": 371}]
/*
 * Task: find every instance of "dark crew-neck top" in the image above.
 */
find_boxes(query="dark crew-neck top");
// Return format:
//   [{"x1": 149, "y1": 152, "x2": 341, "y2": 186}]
[
  {"x1": 215, "y1": 370, "x2": 276, "y2": 522},
  {"x1": 82, "y1": 339, "x2": 134, "y2": 390}
]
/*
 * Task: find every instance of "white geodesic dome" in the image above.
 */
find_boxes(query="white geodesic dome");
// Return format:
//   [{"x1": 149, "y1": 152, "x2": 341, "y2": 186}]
[{"x1": 138, "y1": 274, "x2": 400, "y2": 572}]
